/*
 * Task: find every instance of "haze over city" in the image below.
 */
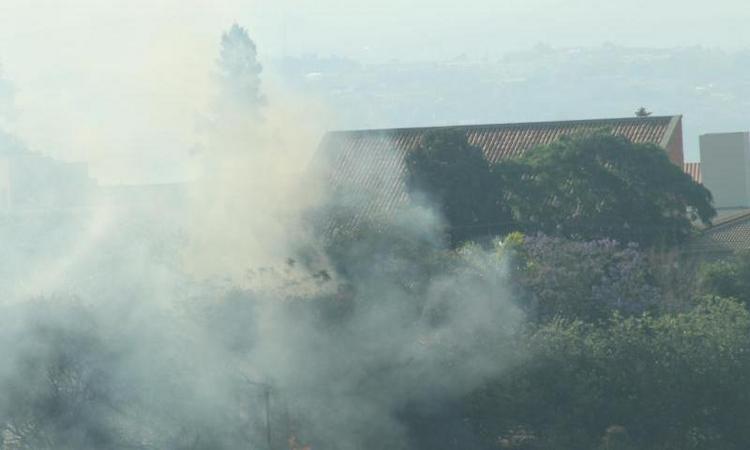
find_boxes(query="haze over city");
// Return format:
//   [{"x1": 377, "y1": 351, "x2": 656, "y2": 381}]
[{"x1": 1, "y1": 0, "x2": 749, "y2": 182}]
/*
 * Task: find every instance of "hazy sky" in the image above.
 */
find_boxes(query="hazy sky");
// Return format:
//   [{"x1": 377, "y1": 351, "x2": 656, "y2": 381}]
[
  {"x1": 2, "y1": 1, "x2": 747, "y2": 63},
  {"x1": 0, "y1": 0, "x2": 748, "y2": 182}
]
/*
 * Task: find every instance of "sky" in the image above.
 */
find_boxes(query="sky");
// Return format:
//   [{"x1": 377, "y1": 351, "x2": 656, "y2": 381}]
[
  {"x1": 0, "y1": 0, "x2": 748, "y2": 183},
  {"x1": 3, "y1": 1, "x2": 746, "y2": 62}
]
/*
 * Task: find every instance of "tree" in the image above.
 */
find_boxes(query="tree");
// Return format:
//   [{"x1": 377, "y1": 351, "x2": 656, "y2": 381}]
[
  {"x1": 217, "y1": 24, "x2": 264, "y2": 113},
  {"x1": 467, "y1": 297, "x2": 750, "y2": 449},
  {"x1": 511, "y1": 234, "x2": 660, "y2": 322},
  {"x1": 405, "y1": 129, "x2": 513, "y2": 246},
  {"x1": 634, "y1": 107, "x2": 652, "y2": 117},
  {"x1": 501, "y1": 132, "x2": 715, "y2": 247}
]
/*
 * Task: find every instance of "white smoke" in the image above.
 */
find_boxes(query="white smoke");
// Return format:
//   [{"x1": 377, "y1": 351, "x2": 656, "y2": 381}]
[{"x1": 0, "y1": 22, "x2": 523, "y2": 450}]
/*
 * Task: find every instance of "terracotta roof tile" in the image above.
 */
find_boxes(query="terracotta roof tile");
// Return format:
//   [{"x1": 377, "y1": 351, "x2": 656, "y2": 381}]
[
  {"x1": 683, "y1": 162, "x2": 701, "y2": 184},
  {"x1": 685, "y1": 209, "x2": 750, "y2": 254},
  {"x1": 315, "y1": 116, "x2": 683, "y2": 235}
]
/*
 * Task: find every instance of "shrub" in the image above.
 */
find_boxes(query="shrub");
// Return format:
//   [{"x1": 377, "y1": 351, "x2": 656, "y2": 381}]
[
  {"x1": 700, "y1": 250, "x2": 750, "y2": 305},
  {"x1": 468, "y1": 297, "x2": 750, "y2": 449}
]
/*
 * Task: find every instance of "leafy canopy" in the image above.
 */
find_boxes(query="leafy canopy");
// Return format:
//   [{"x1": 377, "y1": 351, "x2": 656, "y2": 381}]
[
  {"x1": 405, "y1": 128, "x2": 513, "y2": 246},
  {"x1": 502, "y1": 131, "x2": 715, "y2": 247},
  {"x1": 405, "y1": 129, "x2": 715, "y2": 248}
]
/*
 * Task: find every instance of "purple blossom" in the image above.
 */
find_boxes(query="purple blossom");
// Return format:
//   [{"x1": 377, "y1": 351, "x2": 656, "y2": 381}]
[{"x1": 515, "y1": 233, "x2": 660, "y2": 321}]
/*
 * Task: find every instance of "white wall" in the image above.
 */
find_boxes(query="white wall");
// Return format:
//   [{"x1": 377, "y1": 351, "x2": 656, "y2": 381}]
[{"x1": 700, "y1": 132, "x2": 750, "y2": 209}]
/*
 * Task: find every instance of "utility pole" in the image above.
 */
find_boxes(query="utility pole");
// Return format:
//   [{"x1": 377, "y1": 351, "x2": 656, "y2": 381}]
[
  {"x1": 244, "y1": 377, "x2": 274, "y2": 450},
  {"x1": 264, "y1": 385, "x2": 273, "y2": 450}
]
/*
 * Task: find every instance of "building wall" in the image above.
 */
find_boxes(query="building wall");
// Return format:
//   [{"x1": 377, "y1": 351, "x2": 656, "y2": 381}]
[
  {"x1": 665, "y1": 117, "x2": 685, "y2": 166},
  {"x1": 700, "y1": 132, "x2": 750, "y2": 209}
]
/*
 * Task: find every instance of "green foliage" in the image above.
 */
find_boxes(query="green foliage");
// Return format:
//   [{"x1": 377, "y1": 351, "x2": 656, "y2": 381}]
[
  {"x1": 502, "y1": 132, "x2": 715, "y2": 247},
  {"x1": 700, "y1": 250, "x2": 750, "y2": 305},
  {"x1": 404, "y1": 130, "x2": 714, "y2": 249},
  {"x1": 468, "y1": 297, "x2": 750, "y2": 449},
  {"x1": 405, "y1": 129, "x2": 513, "y2": 246}
]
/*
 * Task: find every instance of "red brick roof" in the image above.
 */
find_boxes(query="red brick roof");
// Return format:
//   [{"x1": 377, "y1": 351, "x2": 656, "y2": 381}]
[
  {"x1": 683, "y1": 162, "x2": 701, "y2": 184},
  {"x1": 685, "y1": 209, "x2": 750, "y2": 254},
  {"x1": 316, "y1": 116, "x2": 685, "y2": 234}
]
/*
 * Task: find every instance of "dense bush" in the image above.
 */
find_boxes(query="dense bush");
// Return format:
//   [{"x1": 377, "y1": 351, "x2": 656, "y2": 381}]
[
  {"x1": 467, "y1": 297, "x2": 750, "y2": 449},
  {"x1": 700, "y1": 250, "x2": 750, "y2": 305}
]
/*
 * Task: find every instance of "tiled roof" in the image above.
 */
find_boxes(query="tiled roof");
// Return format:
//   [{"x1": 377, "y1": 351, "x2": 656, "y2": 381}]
[
  {"x1": 315, "y1": 116, "x2": 684, "y2": 235},
  {"x1": 683, "y1": 162, "x2": 701, "y2": 184},
  {"x1": 685, "y1": 209, "x2": 750, "y2": 254}
]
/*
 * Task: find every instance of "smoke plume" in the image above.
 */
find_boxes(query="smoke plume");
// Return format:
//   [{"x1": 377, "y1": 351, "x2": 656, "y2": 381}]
[{"x1": 0, "y1": 23, "x2": 523, "y2": 450}]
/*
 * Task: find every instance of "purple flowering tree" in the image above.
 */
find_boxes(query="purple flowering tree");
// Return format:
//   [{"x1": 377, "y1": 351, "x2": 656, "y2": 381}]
[{"x1": 512, "y1": 233, "x2": 660, "y2": 322}]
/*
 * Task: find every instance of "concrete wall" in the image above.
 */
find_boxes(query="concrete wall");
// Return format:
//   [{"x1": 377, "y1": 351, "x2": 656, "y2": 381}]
[{"x1": 700, "y1": 132, "x2": 750, "y2": 209}]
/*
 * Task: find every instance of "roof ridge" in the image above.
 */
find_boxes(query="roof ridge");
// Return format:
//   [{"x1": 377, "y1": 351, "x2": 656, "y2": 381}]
[
  {"x1": 705, "y1": 209, "x2": 750, "y2": 230},
  {"x1": 326, "y1": 115, "x2": 680, "y2": 135}
]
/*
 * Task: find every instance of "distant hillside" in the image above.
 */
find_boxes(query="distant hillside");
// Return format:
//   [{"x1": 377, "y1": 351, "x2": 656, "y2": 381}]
[{"x1": 271, "y1": 45, "x2": 750, "y2": 160}]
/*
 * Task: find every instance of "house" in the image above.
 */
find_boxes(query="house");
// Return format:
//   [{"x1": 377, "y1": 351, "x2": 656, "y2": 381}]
[
  {"x1": 683, "y1": 161, "x2": 701, "y2": 184},
  {"x1": 685, "y1": 210, "x2": 750, "y2": 256},
  {"x1": 682, "y1": 132, "x2": 750, "y2": 256},
  {"x1": 315, "y1": 115, "x2": 687, "y2": 235},
  {"x1": 0, "y1": 152, "x2": 93, "y2": 213}
]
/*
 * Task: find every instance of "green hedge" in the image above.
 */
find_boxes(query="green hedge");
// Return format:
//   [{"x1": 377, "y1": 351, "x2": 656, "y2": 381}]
[{"x1": 467, "y1": 297, "x2": 750, "y2": 449}]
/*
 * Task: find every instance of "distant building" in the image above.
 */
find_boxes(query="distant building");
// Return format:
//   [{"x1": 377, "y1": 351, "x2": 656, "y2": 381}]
[
  {"x1": 0, "y1": 147, "x2": 93, "y2": 213},
  {"x1": 315, "y1": 115, "x2": 686, "y2": 234},
  {"x1": 99, "y1": 182, "x2": 189, "y2": 216},
  {"x1": 682, "y1": 132, "x2": 750, "y2": 256},
  {"x1": 699, "y1": 132, "x2": 750, "y2": 210}
]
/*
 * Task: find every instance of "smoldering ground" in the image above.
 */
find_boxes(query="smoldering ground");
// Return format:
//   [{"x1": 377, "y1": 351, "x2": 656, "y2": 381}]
[{"x1": 0, "y1": 27, "x2": 524, "y2": 450}]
